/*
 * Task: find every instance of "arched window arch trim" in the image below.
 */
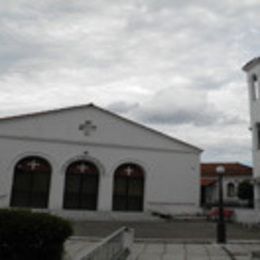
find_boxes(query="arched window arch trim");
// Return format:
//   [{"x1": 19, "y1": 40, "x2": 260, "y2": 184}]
[
  {"x1": 9, "y1": 151, "x2": 56, "y2": 173},
  {"x1": 61, "y1": 155, "x2": 104, "y2": 176},
  {"x1": 111, "y1": 158, "x2": 148, "y2": 178},
  {"x1": 114, "y1": 163, "x2": 145, "y2": 178}
]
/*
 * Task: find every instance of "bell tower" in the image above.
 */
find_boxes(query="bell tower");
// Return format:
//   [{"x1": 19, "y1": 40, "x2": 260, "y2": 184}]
[{"x1": 243, "y1": 57, "x2": 260, "y2": 209}]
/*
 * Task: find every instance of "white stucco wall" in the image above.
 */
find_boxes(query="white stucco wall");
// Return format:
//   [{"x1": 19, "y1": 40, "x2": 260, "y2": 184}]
[
  {"x1": 0, "y1": 106, "x2": 197, "y2": 153},
  {"x1": 0, "y1": 105, "x2": 201, "y2": 216},
  {"x1": 207, "y1": 176, "x2": 252, "y2": 204},
  {"x1": 0, "y1": 137, "x2": 200, "y2": 214},
  {"x1": 244, "y1": 61, "x2": 260, "y2": 209}
]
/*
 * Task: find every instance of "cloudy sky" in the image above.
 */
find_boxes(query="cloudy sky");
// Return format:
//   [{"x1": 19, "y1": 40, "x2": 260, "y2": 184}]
[{"x1": 0, "y1": 0, "x2": 259, "y2": 164}]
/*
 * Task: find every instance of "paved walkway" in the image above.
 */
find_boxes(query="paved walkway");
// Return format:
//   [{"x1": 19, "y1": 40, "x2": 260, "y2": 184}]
[
  {"x1": 67, "y1": 220, "x2": 260, "y2": 259},
  {"x1": 132, "y1": 242, "x2": 260, "y2": 260},
  {"x1": 64, "y1": 238, "x2": 260, "y2": 260},
  {"x1": 72, "y1": 220, "x2": 260, "y2": 240},
  {"x1": 64, "y1": 239, "x2": 94, "y2": 260}
]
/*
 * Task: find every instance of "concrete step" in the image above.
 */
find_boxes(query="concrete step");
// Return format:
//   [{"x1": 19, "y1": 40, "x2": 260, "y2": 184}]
[{"x1": 51, "y1": 210, "x2": 162, "y2": 221}]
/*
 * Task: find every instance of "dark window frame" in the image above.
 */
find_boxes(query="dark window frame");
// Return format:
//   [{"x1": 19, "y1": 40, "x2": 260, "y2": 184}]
[
  {"x1": 112, "y1": 163, "x2": 144, "y2": 212},
  {"x1": 257, "y1": 123, "x2": 260, "y2": 150},
  {"x1": 252, "y1": 74, "x2": 260, "y2": 100},
  {"x1": 10, "y1": 156, "x2": 51, "y2": 209},
  {"x1": 63, "y1": 160, "x2": 99, "y2": 210}
]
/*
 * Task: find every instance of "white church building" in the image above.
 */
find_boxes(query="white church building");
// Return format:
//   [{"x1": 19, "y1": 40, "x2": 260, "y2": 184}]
[{"x1": 0, "y1": 104, "x2": 202, "y2": 217}]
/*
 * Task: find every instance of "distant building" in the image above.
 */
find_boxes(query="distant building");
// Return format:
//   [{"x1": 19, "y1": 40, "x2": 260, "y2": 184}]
[
  {"x1": 243, "y1": 58, "x2": 260, "y2": 209},
  {"x1": 201, "y1": 163, "x2": 252, "y2": 207}
]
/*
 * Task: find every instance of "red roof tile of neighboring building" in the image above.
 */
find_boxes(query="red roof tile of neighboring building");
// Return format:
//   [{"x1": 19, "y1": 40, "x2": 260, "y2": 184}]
[
  {"x1": 201, "y1": 179, "x2": 217, "y2": 186},
  {"x1": 201, "y1": 163, "x2": 252, "y2": 177}
]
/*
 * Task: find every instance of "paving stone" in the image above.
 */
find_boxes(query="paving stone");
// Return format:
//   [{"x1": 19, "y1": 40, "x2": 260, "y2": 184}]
[
  {"x1": 224, "y1": 244, "x2": 249, "y2": 255},
  {"x1": 165, "y1": 244, "x2": 184, "y2": 255},
  {"x1": 209, "y1": 257, "x2": 232, "y2": 260},
  {"x1": 64, "y1": 240, "x2": 95, "y2": 259},
  {"x1": 186, "y1": 244, "x2": 208, "y2": 256},
  {"x1": 162, "y1": 254, "x2": 185, "y2": 260},
  {"x1": 205, "y1": 245, "x2": 227, "y2": 257},
  {"x1": 144, "y1": 243, "x2": 165, "y2": 253},
  {"x1": 243, "y1": 244, "x2": 260, "y2": 252},
  {"x1": 137, "y1": 253, "x2": 162, "y2": 260},
  {"x1": 132, "y1": 243, "x2": 146, "y2": 258},
  {"x1": 65, "y1": 240, "x2": 94, "y2": 257},
  {"x1": 184, "y1": 257, "x2": 210, "y2": 260}
]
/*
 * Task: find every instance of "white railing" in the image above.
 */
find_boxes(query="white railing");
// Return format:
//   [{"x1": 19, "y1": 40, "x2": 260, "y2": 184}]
[{"x1": 76, "y1": 227, "x2": 134, "y2": 260}]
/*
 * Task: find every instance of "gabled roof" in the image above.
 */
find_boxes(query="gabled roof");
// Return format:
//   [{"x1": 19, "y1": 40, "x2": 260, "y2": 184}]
[
  {"x1": 201, "y1": 162, "x2": 252, "y2": 177},
  {"x1": 0, "y1": 103, "x2": 95, "y2": 122},
  {"x1": 0, "y1": 103, "x2": 202, "y2": 152}
]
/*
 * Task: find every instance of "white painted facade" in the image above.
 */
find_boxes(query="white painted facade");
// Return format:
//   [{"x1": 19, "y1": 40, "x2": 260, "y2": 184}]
[
  {"x1": 243, "y1": 58, "x2": 260, "y2": 210},
  {"x1": 0, "y1": 104, "x2": 202, "y2": 216},
  {"x1": 203, "y1": 176, "x2": 252, "y2": 206}
]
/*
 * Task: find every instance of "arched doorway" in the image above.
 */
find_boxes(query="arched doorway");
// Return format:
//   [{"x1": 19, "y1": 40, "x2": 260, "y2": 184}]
[
  {"x1": 63, "y1": 160, "x2": 99, "y2": 210},
  {"x1": 113, "y1": 163, "x2": 144, "y2": 211},
  {"x1": 10, "y1": 156, "x2": 51, "y2": 208}
]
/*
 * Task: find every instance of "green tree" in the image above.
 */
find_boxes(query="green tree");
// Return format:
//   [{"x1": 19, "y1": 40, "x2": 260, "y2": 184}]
[{"x1": 238, "y1": 181, "x2": 254, "y2": 207}]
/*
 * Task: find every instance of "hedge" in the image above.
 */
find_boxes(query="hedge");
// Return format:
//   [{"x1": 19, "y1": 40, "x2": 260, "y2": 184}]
[{"x1": 0, "y1": 209, "x2": 73, "y2": 260}]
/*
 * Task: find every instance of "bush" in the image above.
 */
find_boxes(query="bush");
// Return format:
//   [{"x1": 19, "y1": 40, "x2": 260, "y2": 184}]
[{"x1": 0, "y1": 209, "x2": 73, "y2": 260}]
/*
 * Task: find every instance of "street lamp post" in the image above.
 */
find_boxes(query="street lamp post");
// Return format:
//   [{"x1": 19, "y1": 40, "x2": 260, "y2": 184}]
[{"x1": 216, "y1": 165, "x2": 226, "y2": 243}]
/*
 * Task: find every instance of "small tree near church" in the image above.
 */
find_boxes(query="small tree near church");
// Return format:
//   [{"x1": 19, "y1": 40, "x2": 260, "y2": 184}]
[{"x1": 238, "y1": 181, "x2": 254, "y2": 208}]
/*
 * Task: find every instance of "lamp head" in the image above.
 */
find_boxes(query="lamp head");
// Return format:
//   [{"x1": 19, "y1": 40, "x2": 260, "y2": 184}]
[{"x1": 216, "y1": 165, "x2": 225, "y2": 175}]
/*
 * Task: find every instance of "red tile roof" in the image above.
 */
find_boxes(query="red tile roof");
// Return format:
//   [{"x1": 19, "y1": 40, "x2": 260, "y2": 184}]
[
  {"x1": 201, "y1": 163, "x2": 252, "y2": 177},
  {"x1": 201, "y1": 179, "x2": 217, "y2": 186}
]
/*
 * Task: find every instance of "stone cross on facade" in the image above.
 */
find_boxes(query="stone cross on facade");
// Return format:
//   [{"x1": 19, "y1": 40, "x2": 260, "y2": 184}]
[
  {"x1": 27, "y1": 160, "x2": 40, "y2": 170},
  {"x1": 79, "y1": 120, "x2": 97, "y2": 136},
  {"x1": 125, "y1": 166, "x2": 134, "y2": 176},
  {"x1": 77, "y1": 163, "x2": 89, "y2": 173}
]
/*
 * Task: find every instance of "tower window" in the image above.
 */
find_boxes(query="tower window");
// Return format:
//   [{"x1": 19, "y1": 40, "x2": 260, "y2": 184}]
[
  {"x1": 257, "y1": 123, "x2": 260, "y2": 150},
  {"x1": 252, "y1": 74, "x2": 260, "y2": 100}
]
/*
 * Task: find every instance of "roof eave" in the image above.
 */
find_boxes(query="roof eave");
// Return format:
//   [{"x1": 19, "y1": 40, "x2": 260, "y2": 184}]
[
  {"x1": 0, "y1": 103, "x2": 94, "y2": 122},
  {"x1": 242, "y1": 57, "x2": 260, "y2": 72},
  {"x1": 92, "y1": 104, "x2": 203, "y2": 153}
]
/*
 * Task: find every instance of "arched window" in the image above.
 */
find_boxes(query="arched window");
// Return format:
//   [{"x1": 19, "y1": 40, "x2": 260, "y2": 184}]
[
  {"x1": 10, "y1": 156, "x2": 51, "y2": 208},
  {"x1": 227, "y1": 182, "x2": 236, "y2": 197},
  {"x1": 63, "y1": 160, "x2": 99, "y2": 210},
  {"x1": 113, "y1": 163, "x2": 144, "y2": 212}
]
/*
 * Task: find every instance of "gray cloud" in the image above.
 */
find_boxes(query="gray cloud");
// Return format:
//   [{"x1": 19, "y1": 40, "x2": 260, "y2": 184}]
[
  {"x1": 0, "y1": 0, "x2": 258, "y2": 163},
  {"x1": 112, "y1": 86, "x2": 246, "y2": 127},
  {"x1": 107, "y1": 101, "x2": 140, "y2": 114}
]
